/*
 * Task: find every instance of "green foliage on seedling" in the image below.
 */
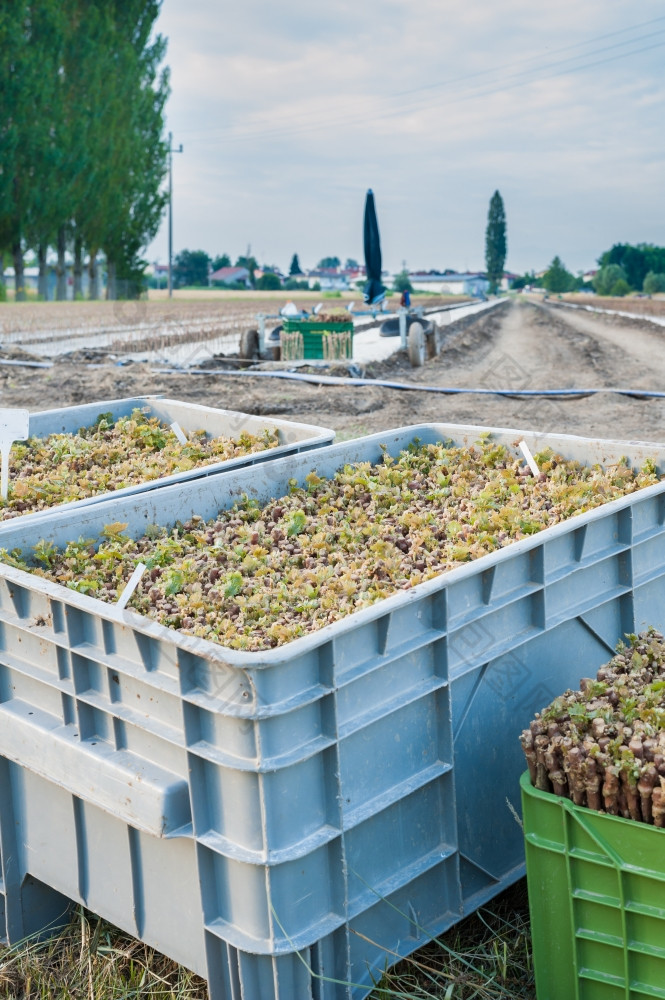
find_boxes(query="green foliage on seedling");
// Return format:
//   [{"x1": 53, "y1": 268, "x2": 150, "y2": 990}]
[
  {"x1": 224, "y1": 572, "x2": 243, "y2": 597},
  {"x1": 286, "y1": 510, "x2": 307, "y2": 536},
  {"x1": 33, "y1": 539, "x2": 58, "y2": 568},
  {"x1": 101, "y1": 522, "x2": 129, "y2": 541},
  {"x1": 0, "y1": 547, "x2": 29, "y2": 571},
  {"x1": 164, "y1": 571, "x2": 184, "y2": 596}
]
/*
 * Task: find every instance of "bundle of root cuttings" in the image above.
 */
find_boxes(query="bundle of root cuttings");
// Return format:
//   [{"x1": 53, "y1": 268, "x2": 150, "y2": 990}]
[{"x1": 521, "y1": 628, "x2": 665, "y2": 824}]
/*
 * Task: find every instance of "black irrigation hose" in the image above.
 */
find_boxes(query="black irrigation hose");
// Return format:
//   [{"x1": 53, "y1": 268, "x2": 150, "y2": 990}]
[
  {"x1": 0, "y1": 358, "x2": 53, "y2": 369},
  {"x1": 147, "y1": 365, "x2": 665, "y2": 401}
]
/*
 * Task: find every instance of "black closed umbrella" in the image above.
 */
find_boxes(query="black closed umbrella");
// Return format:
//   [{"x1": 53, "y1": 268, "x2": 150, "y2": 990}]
[{"x1": 363, "y1": 188, "x2": 386, "y2": 305}]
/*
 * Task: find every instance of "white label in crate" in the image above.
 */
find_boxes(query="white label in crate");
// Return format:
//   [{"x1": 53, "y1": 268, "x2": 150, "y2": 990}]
[
  {"x1": 0, "y1": 408, "x2": 30, "y2": 501},
  {"x1": 117, "y1": 563, "x2": 147, "y2": 611},
  {"x1": 170, "y1": 421, "x2": 188, "y2": 445},
  {"x1": 519, "y1": 440, "x2": 540, "y2": 477}
]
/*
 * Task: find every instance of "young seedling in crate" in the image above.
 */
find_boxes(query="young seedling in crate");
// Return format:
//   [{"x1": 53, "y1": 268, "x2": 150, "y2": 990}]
[{"x1": 0, "y1": 408, "x2": 279, "y2": 518}]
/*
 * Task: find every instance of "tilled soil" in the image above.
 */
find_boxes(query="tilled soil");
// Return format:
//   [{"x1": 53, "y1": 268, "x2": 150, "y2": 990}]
[{"x1": 2, "y1": 298, "x2": 665, "y2": 443}]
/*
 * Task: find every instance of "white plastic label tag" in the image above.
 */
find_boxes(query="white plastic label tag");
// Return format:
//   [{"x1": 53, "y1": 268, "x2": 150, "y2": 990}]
[
  {"x1": 116, "y1": 563, "x2": 147, "y2": 611},
  {"x1": 519, "y1": 440, "x2": 540, "y2": 477},
  {"x1": 0, "y1": 408, "x2": 30, "y2": 500},
  {"x1": 170, "y1": 421, "x2": 188, "y2": 445}
]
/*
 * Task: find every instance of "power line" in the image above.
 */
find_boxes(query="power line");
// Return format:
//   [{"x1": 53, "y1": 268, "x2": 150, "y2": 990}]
[
  {"x1": 190, "y1": 35, "x2": 665, "y2": 148},
  {"x1": 392, "y1": 14, "x2": 665, "y2": 100},
  {"x1": 176, "y1": 15, "x2": 665, "y2": 143}
]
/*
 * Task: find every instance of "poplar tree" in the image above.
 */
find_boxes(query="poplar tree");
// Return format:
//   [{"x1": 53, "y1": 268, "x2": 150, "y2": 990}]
[
  {"x1": 485, "y1": 190, "x2": 507, "y2": 294},
  {"x1": 0, "y1": 1, "x2": 64, "y2": 298},
  {"x1": 99, "y1": 1, "x2": 169, "y2": 298},
  {"x1": 0, "y1": 1, "x2": 169, "y2": 300}
]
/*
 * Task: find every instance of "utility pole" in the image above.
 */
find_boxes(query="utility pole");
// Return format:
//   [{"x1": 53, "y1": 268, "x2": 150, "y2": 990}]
[{"x1": 168, "y1": 131, "x2": 183, "y2": 298}]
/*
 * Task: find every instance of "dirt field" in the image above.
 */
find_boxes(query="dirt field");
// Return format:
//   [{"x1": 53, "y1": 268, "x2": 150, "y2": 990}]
[
  {"x1": 1, "y1": 297, "x2": 665, "y2": 444},
  {"x1": 562, "y1": 292, "x2": 665, "y2": 318},
  {"x1": 0, "y1": 292, "x2": 453, "y2": 359}
]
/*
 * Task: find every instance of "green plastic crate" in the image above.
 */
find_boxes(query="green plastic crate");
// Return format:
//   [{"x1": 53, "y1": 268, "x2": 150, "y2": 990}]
[
  {"x1": 521, "y1": 771, "x2": 665, "y2": 1000},
  {"x1": 281, "y1": 319, "x2": 354, "y2": 359}
]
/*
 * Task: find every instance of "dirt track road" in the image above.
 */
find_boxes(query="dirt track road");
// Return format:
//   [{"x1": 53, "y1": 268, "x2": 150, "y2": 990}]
[{"x1": 2, "y1": 298, "x2": 665, "y2": 443}]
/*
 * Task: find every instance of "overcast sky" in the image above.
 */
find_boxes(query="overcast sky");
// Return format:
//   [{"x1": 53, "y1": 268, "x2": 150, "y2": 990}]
[{"x1": 146, "y1": 2, "x2": 665, "y2": 276}]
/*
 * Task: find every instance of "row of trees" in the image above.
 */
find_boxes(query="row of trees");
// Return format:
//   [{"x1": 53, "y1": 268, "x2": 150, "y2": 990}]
[
  {"x1": 531, "y1": 243, "x2": 665, "y2": 296},
  {"x1": 516, "y1": 257, "x2": 617, "y2": 295},
  {"x1": 594, "y1": 244, "x2": 665, "y2": 296},
  {"x1": 169, "y1": 251, "x2": 363, "y2": 290},
  {"x1": 483, "y1": 194, "x2": 665, "y2": 298},
  {"x1": 171, "y1": 250, "x2": 273, "y2": 289},
  {"x1": 0, "y1": 1, "x2": 169, "y2": 300}
]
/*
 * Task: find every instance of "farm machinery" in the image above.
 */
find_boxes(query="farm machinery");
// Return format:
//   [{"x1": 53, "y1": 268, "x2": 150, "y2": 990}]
[{"x1": 238, "y1": 304, "x2": 442, "y2": 367}]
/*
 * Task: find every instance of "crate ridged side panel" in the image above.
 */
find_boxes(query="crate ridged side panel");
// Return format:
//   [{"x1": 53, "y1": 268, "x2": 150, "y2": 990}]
[
  {"x1": 3, "y1": 762, "x2": 206, "y2": 976},
  {"x1": 201, "y1": 855, "x2": 467, "y2": 1000}
]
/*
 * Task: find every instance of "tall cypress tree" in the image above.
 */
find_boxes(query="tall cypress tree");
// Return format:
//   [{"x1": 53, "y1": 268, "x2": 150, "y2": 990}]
[{"x1": 485, "y1": 190, "x2": 507, "y2": 294}]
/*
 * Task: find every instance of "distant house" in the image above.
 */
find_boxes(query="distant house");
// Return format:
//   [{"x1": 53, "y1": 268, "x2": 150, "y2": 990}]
[
  {"x1": 210, "y1": 266, "x2": 251, "y2": 288},
  {"x1": 148, "y1": 263, "x2": 169, "y2": 289},
  {"x1": 341, "y1": 265, "x2": 366, "y2": 285},
  {"x1": 4, "y1": 266, "x2": 40, "y2": 294},
  {"x1": 500, "y1": 272, "x2": 520, "y2": 291},
  {"x1": 4, "y1": 260, "x2": 104, "y2": 298},
  {"x1": 409, "y1": 271, "x2": 490, "y2": 296},
  {"x1": 306, "y1": 268, "x2": 350, "y2": 291}
]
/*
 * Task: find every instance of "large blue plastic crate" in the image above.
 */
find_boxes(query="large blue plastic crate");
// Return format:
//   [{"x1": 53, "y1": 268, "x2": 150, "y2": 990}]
[
  {"x1": 3, "y1": 395, "x2": 334, "y2": 523},
  {"x1": 0, "y1": 422, "x2": 665, "y2": 999}
]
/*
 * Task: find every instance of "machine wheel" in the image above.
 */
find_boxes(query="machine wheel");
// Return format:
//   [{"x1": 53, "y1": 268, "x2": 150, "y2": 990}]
[
  {"x1": 271, "y1": 345, "x2": 281, "y2": 361},
  {"x1": 427, "y1": 323, "x2": 443, "y2": 359},
  {"x1": 407, "y1": 322, "x2": 426, "y2": 367},
  {"x1": 239, "y1": 328, "x2": 259, "y2": 359}
]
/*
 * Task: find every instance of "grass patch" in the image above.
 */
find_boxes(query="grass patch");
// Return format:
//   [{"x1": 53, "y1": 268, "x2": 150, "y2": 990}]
[
  {"x1": 0, "y1": 883, "x2": 533, "y2": 999},
  {"x1": 368, "y1": 881, "x2": 534, "y2": 999},
  {"x1": 0, "y1": 909, "x2": 207, "y2": 999}
]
